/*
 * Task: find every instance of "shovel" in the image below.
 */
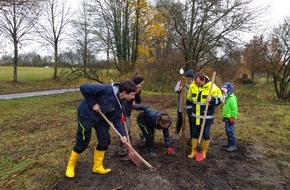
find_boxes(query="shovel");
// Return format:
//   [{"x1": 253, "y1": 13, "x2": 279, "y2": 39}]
[
  {"x1": 98, "y1": 110, "x2": 154, "y2": 170},
  {"x1": 195, "y1": 71, "x2": 216, "y2": 162},
  {"x1": 123, "y1": 120, "x2": 142, "y2": 166}
]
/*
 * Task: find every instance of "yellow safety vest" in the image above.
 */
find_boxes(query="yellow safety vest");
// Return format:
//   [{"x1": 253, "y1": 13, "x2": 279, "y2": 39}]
[{"x1": 187, "y1": 81, "x2": 223, "y2": 125}]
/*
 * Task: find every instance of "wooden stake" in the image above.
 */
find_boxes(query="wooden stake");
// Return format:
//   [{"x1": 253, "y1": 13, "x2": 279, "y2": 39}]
[{"x1": 181, "y1": 76, "x2": 187, "y2": 155}]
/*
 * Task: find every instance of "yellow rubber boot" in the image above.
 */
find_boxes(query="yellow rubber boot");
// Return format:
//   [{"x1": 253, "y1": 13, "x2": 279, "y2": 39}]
[
  {"x1": 201, "y1": 139, "x2": 210, "y2": 158},
  {"x1": 187, "y1": 138, "x2": 198, "y2": 159},
  {"x1": 92, "y1": 149, "x2": 111, "y2": 174},
  {"x1": 65, "y1": 150, "x2": 79, "y2": 178}
]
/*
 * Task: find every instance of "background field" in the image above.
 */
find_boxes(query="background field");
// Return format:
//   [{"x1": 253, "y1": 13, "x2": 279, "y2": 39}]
[{"x1": 0, "y1": 66, "x2": 120, "y2": 94}]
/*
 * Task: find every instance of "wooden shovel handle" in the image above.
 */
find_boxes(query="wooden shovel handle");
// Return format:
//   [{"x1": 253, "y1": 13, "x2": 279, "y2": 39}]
[
  {"x1": 123, "y1": 120, "x2": 131, "y2": 144},
  {"x1": 98, "y1": 110, "x2": 153, "y2": 169},
  {"x1": 197, "y1": 72, "x2": 216, "y2": 144}
]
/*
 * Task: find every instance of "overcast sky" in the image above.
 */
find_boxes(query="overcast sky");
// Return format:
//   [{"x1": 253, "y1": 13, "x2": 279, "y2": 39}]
[
  {"x1": 71, "y1": 0, "x2": 290, "y2": 24},
  {"x1": 267, "y1": 0, "x2": 290, "y2": 23},
  {"x1": 2, "y1": 0, "x2": 290, "y2": 57},
  {"x1": 46, "y1": 0, "x2": 290, "y2": 45}
]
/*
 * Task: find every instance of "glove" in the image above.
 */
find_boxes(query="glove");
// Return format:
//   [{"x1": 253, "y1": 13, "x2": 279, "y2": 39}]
[
  {"x1": 222, "y1": 117, "x2": 225, "y2": 122},
  {"x1": 166, "y1": 147, "x2": 175, "y2": 155},
  {"x1": 229, "y1": 118, "x2": 235, "y2": 124},
  {"x1": 121, "y1": 114, "x2": 125, "y2": 123}
]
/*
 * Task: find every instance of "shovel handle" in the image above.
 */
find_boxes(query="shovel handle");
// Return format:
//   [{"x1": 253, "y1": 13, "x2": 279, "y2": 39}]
[
  {"x1": 197, "y1": 71, "x2": 216, "y2": 144},
  {"x1": 123, "y1": 120, "x2": 130, "y2": 144},
  {"x1": 98, "y1": 110, "x2": 153, "y2": 169}
]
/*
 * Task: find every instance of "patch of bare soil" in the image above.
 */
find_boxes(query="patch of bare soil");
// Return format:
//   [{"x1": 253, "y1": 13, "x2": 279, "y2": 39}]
[{"x1": 52, "y1": 95, "x2": 289, "y2": 190}]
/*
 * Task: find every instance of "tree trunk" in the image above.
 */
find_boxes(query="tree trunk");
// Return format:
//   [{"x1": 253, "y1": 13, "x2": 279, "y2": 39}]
[
  {"x1": 13, "y1": 39, "x2": 18, "y2": 82},
  {"x1": 53, "y1": 43, "x2": 58, "y2": 79}
]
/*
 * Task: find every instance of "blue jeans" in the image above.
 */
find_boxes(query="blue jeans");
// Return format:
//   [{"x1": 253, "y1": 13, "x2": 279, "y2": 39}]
[{"x1": 225, "y1": 119, "x2": 236, "y2": 146}]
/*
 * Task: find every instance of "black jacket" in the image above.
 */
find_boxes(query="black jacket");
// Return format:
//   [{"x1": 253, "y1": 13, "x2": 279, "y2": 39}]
[{"x1": 134, "y1": 104, "x2": 171, "y2": 148}]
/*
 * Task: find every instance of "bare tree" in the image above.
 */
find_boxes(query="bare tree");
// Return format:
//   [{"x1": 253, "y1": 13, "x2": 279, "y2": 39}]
[
  {"x1": 92, "y1": 0, "x2": 131, "y2": 76},
  {"x1": 0, "y1": 0, "x2": 13, "y2": 8},
  {"x1": 0, "y1": 0, "x2": 39, "y2": 82},
  {"x1": 0, "y1": 0, "x2": 40, "y2": 9},
  {"x1": 267, "y1": 18, "x2": 290, "y2": 101},
  {"x1": 35, "y1": 0, "x2": 72, "y2": 79},
  {"x1": 156, "y1": 0, "x2": 268, "y2": 71},
  {"x1": 63, "y1": 0, "x2": 103, "y2": 83},
  {"x1": 212, "y1": 47, "x2": 242, "y2": 82},
  {"x1": 90, "y1": 0, "x2": 146, "y2": 76}
]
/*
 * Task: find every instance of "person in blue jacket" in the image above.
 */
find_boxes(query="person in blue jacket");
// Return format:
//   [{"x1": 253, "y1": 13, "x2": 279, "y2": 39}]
[
  {"x1": 119, "y1": 73, "x2": 144, "y2": 157},
  {"x1": 134, "y1": 104, "x2": 175, "y2": 157},
  {"x1": 65, "y1": 80, "x2": 137, "y2": 178}
]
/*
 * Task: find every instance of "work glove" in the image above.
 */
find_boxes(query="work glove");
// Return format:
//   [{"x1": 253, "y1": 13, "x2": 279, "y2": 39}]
[
  {"x1": 229, "y1": 118, "x2": 235, "y2": 124},
  {"x1": 166, "y1": 147, "x2": 175, "y2": 155}
]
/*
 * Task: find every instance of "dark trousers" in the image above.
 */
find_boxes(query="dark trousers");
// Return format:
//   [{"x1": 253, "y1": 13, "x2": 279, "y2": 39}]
[
  {"x1": 176, "y1": 112, "x2": 183, "y2": 134},
  {"x1": 137, "y1": 112, "x2": 155, "y2": 152},
  {"x1": 190, "y1": 119, "x2": 211, "y2": 140},
  {"x1": 73, "y1": 113, "x2": 111, "y2": 153},
  {"x1": 176, "y1": 112, "x2": 193, "y2": 136}
]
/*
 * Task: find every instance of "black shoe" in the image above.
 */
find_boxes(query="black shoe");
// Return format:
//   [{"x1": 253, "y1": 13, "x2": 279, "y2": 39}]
[
  {"x1": 118, "y1": 145, "x2": 128, "y2": 157},
  {"x1": 120, "y1": 155, "x2": 130, "y2": 161}
]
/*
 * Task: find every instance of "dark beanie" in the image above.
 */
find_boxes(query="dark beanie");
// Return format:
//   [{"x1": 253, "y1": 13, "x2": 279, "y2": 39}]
[
  {"x1": 185, "y1": 69, "x2": 194, "y2": 78},
  {"x1": 133, "y1": 73, "x2": 144, "y2": 85}
]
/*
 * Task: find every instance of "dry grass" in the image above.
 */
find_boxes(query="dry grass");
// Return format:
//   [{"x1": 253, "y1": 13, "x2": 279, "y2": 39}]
[{"x1": 0, "y1": 93, "x2": 82, "y2": 189}]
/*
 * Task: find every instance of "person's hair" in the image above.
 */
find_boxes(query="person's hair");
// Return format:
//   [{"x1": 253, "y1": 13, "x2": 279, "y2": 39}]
[
  {"x1": 194, "y1": 72, "x2": 205, "y2": 81},
  {"x1": 119, "y1": 80, "x2": 137, "y2": 93},
  {"x1": 159, "y1": 112, "x2": 172, "y2": 127},
  {"x1": 132, "y1": 73, "x2": 144, "y2": 85}
]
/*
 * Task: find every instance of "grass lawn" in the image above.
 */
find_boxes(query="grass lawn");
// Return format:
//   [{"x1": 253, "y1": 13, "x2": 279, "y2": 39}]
[
  {"x1": 0, "y1": 66, "x2": 68, "y2": 93},
  {"x1": 0, "y1": 66, "x2": 120, "y2": 94},
  {"x1": 0, "y1": 66, "x2": 55, "y2": 81}
]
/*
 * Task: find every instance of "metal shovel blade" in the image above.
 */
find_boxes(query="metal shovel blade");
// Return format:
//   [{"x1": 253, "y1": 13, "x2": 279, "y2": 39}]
[
  {"x1": 194, "y1": 145, "x2": 204, "y2": 162},
  {"x1": 194, "y1": 151, "x2": 204, "y2": 162},
  {"x1": 125, "y1": 143, "x2": 142, "y2": 166},
  {"x1": 129, "y1": 150, "x2": 142, "y2": 166}
]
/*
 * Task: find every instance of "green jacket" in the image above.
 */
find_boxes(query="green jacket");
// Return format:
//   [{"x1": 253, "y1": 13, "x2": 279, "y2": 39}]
[{"x1": 222, "y1": 94, "x2": 238, "y2": 119}]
